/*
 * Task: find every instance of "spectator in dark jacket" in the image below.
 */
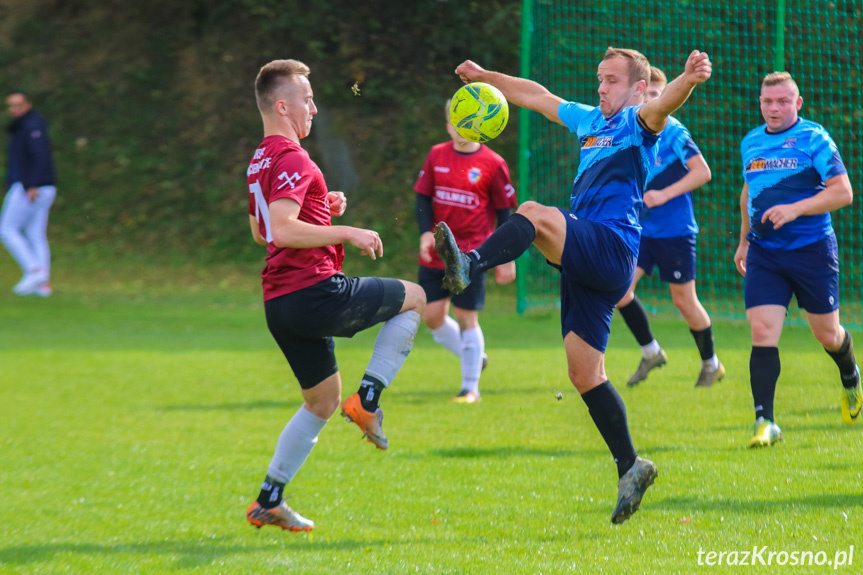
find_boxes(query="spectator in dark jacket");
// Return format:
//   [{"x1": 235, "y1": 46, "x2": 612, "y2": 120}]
[{"x1": 1, "y1": 91, "x2": 56, "y2": 296}]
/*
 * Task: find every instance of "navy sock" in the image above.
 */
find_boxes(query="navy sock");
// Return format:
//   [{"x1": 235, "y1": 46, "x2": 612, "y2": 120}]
[
  {"x1": 690, "y1": 325, "x2": 715, "y2": 361},
  {"x1": 825, "y1": 328, "x2": 859, "y2": 389},
  {"x1": 618, "y1": 296, "x2": 654, "y2": 347},
  {"x1": 581, "y1": 381, "x2": 638, "y2": 479},
  {"x1": 750, "y1": 346, "x2": 780, "y2": 422},
  {"x1": 470, "y1": 213, "x2": 536, "y2": 274},
  {"x1": 256, "y1": 475, "x2": 286, "y2": 509},
  {"x1": 358, "y1": 374, "x2": 385, "y2": 411}
]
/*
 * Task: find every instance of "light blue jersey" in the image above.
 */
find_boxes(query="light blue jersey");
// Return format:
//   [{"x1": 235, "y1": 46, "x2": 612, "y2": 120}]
[
  {"x1": 640, "y1": 116, "x2": 701, "y2": 238},
  {"x1": 558, "y1": 102, "x2": 660, "y2": 255},
  {"x1": 741, "y1": 118, "x2": 846, "y2": 250}
]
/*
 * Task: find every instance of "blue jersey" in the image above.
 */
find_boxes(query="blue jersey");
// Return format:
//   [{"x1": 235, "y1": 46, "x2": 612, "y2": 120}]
[
  {"x1": 558, "y1": 102, "x2": 659, "y2": 255},
  {"x1": 640, "y1": 116, "x2": 701, "y2": 238},
  {"x1": 741, "y1": 118, "x2": 846, "y2": 250}
]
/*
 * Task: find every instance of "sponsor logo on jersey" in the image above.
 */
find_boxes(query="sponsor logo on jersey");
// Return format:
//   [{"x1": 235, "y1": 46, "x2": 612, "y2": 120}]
[
  {"x1": 782, "y1": 138, "x2": 797, "y2": 149},
  {"x1": 581, "y1": 135, "x2": 613, "y2": 149},
  {"x1": 745, "y1": 157, "x2": 798, "y2": 172},
  {"x1": 434, "y1": 187, "x2": 479, "y2": 209},
  {"x1": 434, "y1": 166, "x2": 451, "y2": 173},
  {"x1": 468, "y1": 167, "x2": 482, "y2": 183},
  {"x1": 654, "y1": 154, "x2": 663, "y2": 167}
]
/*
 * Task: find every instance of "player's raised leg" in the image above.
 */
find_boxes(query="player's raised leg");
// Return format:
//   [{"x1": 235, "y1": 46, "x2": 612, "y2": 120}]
[
  {"x1": 434, "y1": 200, "x2": 558, "y2": 295},
  {"x1": 341, "y1": 280, "x2": 425, "y2": 449}
]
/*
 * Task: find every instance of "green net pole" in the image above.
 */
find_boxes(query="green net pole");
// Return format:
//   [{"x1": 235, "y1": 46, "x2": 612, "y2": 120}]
[
  {"x1": 775, "y1": 0, "x2": 786, "y2": 70},
  {"x1": 516, "y1": 0, "x2": 533, "y2": 314}
]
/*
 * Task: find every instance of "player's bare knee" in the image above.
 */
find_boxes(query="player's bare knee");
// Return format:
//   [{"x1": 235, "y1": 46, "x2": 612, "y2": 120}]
[
  {"x1": 750, "y1": 320, "x2": 777, "y2": 345},
  {"x1": 617, "y1": 289, "x2": 635, "y2": 308},
  {"x1": 401, "y1": 281, "x2": 427, "y2": 314},
  {"x1": 813, "y1": 326, "x2": 843, "y2": 350},
  {"x1": 305, "y1": 394, "x2": 341, "y2": 419}
]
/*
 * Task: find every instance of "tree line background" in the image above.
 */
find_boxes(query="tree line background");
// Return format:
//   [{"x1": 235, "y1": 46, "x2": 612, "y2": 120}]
[{"x1": 0, "y1": 0, "x2": 522, "y2": 277}]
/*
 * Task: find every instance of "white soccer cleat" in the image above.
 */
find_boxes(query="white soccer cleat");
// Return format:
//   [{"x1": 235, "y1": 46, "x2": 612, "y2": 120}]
[{"x1": 13, "y1": 271, "x2": 49, "y2": 296}]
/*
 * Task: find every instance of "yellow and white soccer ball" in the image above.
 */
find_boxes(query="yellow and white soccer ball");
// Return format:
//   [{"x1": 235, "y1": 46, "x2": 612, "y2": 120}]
[{"x1": 449, "y1": 82, "x2": 509, "y2": 143}]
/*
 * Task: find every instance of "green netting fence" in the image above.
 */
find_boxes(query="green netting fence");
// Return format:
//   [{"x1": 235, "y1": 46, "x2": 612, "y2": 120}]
[{"x1": 517, "y1": 0, "x2": 863, "y2": 327}]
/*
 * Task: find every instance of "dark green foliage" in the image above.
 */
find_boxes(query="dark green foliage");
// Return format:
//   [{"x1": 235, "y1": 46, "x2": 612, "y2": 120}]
[{"x1": 0, "y1": 0, "x2": 521, "y2": 273}]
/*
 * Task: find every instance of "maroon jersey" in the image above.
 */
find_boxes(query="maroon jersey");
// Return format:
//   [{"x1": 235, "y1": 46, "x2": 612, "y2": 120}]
[
  {"x1": 247, "y1": 135, "x2": 343, "y2": 301},
  {"x1": 414, "y1": 142, "x2": 516, "y2": 269}
]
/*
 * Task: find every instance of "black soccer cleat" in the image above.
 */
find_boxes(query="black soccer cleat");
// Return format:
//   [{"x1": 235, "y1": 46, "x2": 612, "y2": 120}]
[
  {"x1": 434, "y1": 222, "x2": 473, "y2": 295},
  {"x1": 611, "y1": 457, "x2": 658, "y2": 524}
]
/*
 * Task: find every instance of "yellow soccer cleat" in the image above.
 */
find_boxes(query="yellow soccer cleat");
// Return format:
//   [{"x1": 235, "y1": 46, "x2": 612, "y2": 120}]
[
  {"x1": 841, "y1": 382, "x2": 862, "y2": 425},
  {"x1": 748, "y1": 417, "x2": 783, "y2": 448},
  {"x1": 451, "y1": 390, "x2": 480, "y2": 404}
]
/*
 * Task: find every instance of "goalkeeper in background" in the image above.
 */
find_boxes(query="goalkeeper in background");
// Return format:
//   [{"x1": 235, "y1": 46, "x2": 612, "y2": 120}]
[{"x1": 616, "y1": 66, "x2": 724, "y2": 388}]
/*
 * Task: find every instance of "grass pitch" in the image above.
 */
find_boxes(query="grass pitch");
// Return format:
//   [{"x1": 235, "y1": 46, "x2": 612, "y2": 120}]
[{"x1": 1, "y1": 261, "x2": 861, "y2": 574}]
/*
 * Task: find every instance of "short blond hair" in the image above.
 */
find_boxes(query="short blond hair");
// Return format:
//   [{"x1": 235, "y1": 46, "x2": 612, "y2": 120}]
[
  {"x1": 762, "y1": 71, "x2": 799, "y2": 96},
  {"x1": 649, "y1": 66, "x2": 667, "y2": 85},
  {"x1": 603, "y1": 47, "x2": 651, "y2": 86},
  {"x1": 255, "y1": 59, "x2": 310, "y2": 112}
]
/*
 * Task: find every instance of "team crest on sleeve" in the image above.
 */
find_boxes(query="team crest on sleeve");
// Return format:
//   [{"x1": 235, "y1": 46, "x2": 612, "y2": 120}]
[
  {"x1": 782, "y1": 138, "x2": 797, "y2": 148},
  {"x1": 468, "y1": 167, "x2": 482, "y2": 183}
]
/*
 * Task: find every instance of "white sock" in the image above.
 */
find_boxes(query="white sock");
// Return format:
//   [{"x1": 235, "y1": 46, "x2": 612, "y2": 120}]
[
  {"x1": 641, "y1": 339, "x2": 661, "y2": 359},
  {"x1": 267, "y1": 405, "x2": 328, "y2": 484},
  {"x1": 460, "y1": 326, "x2": 485, "y2": 394},
  {"x1": 703, "y1": 354, "x2": 719, "y2": 369},
  {"x1": 364, "y1": 310, "x2": 421, "y2": 387},
  {"x1": 431, "y1": 315, "x2": 462, "y2": 356}
]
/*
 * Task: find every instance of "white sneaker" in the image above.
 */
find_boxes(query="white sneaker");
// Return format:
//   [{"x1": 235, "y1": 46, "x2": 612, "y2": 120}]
[
  {"x1": 13, "y1": 271, "x2": 48, "y2": 295},
  {"x1": 33, "y1": 284, "x2": 52, "y2": 297}
]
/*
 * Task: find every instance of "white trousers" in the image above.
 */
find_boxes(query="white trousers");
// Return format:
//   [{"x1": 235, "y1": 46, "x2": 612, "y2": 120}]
[{"x1": 0, "y1": 182, "x2": 56, "y2": 278}]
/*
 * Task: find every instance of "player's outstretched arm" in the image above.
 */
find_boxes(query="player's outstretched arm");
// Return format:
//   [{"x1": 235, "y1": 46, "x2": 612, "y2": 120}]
[
  {"x1": 456, "y1": 60, "x2": 565, "y2": 126},
  {"x1": 638, "y1": 51, "x2": 712, "y2": 134},
  {"x1": 269, "y1": 198, "x2": 384, "y2": 259}
]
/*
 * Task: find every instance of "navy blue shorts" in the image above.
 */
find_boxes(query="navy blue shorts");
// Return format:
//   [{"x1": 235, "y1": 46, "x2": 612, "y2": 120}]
[
  {"x1": 418, "y1": 265, "x2": 487, "y2": 310},
  {"x1": 264, "y1": 273, "x2": 406, "y2": 389},
  {"x1": 744, "y1": 235, "x2": 839, "y2": 314},
  {"x1": 637, "y1": 235, "x2": 697, "y2": 284},
  {"x1": 555, "y1": 210, "x2": 637, "y2": 352}
]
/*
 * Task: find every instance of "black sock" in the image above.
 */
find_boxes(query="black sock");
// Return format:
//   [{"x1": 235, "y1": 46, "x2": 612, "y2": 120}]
[
  {"x1": 358, "y1": 374, "x2": 385, "y2": 411},
  {"x1": 469, "y1": 213, "x2": 536, "y2": 274},
  {"x1": 256, "y1": 475, "x2": 286, "y2": 509},
  {"x1": 750, "y1": 346, "x2": 780, "y2": 422},
  {"x1": 825, "y1": 328, "x2": 859, "y2": 389},
  {"x1": 581, "y1": 381, "x2": 637, "y2": 479},
  {"x1": 618, "y1": 296, "x2": 655, "y2": 347},
  {"x1": 690, "y1": 325, "x2": 715, "y2": 361}
]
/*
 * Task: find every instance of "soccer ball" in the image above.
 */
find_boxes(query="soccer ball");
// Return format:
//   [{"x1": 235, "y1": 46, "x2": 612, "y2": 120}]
[{"x1": 449, "y1": 82, "x2": 509, "y2": 143}]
